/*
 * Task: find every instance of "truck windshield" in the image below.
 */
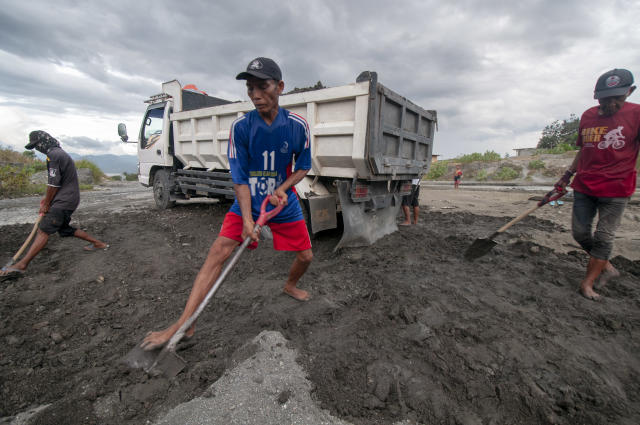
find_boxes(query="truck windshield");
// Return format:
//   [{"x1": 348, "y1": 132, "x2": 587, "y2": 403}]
[{"x1": 141, "y1": 106, "x2": 164, "y2": 149}]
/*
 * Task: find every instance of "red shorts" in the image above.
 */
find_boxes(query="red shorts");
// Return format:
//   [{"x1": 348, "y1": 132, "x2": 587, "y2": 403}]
[{"x1": 219, "y1": 212, "x2": 311, "y2": 251}]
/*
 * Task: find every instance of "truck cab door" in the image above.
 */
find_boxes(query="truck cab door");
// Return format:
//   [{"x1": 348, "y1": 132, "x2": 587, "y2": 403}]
[{"x1": 138, "y1": 103, "x2": 168, "y2": 185}]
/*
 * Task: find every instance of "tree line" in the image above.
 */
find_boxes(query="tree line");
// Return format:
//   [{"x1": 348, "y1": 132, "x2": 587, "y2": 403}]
[{"x1": 537, "y1": 114, "x2": 579, "y2": 150}]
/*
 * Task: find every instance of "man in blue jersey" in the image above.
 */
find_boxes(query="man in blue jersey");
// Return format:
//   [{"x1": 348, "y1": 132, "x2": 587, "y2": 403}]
[{"x1": 142, "y1": 57, "x2": 313, "y2": 351}]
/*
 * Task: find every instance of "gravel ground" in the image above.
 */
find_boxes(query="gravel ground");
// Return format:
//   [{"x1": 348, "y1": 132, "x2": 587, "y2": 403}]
[{"x1": 1, "y1": 182, "x2": 639, "y2": 425}]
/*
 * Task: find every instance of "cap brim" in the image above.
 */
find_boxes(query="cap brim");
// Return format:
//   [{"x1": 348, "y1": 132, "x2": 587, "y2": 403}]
[
  {"x1": 594, "y1": 86, "x2": 630, "y2": 99},
  {"x1": 236, "y1": 70, "x2": 273, "y2": 80}
]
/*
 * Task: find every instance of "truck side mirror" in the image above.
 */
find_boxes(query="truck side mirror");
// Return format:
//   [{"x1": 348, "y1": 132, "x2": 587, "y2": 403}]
[{"x1": 118, "y1": 123, "x2": 129, "y2": 143}]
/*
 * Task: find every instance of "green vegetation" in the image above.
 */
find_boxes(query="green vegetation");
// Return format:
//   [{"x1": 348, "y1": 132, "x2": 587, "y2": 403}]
[
  {"x1": 492, "y1": 166, "x2": 520, "y2": 181},
  {"x1": 0, "y1": 165, "x2": 47, "y2": 197},
  {"x1": 456, "y1": 150, "x2": 501, "y2": 163},
  {"x1": 475, "y1": 169, "x2": 488, "y2": 181},
  {"x1": 26, "y1": 161, "x2": 47, "y2": 173},
  {"x1": 537, "y1": 114, "x2": 579, "y2": 149},
  {"x1": 285, "y1": 81, "x2": 326, "y2": 95},
  {"x1": 424, "y1": 160, "x2": 448, "y2": 180},
  {"x1": 0, "y1": 146, "x2": 105, "y2": 198},
  {"x1": 528, "y1": 159, "x2": 545, "y2": 170},
  {"x1": 536, "y1": 143, "x2": 578, "y2": 155},
  {"x1": 75, "y1": 159, "x2": 106, "y2": 182},
  {"x1": 110, "y1": 175, "x2": 123, "y2": 181},
  {"x1": 0, "y1": 145, "x2": 46, "y2": 167},
  {"x1": 0, "y1": 146, "x2": 48, "y2": 198}
]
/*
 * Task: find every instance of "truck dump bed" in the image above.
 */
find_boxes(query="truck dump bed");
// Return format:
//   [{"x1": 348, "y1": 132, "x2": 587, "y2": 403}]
[{"x1": 168, "y1": 72, "x2": 436, "y2": 179}]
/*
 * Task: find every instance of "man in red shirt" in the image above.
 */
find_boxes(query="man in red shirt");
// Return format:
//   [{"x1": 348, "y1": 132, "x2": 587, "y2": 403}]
[
  {"x1": 555, "y1": 68, "x2": 640, "y2": 300},
  {"x1": 454, "y1": 165, "x2": 463, "y2": 189}
]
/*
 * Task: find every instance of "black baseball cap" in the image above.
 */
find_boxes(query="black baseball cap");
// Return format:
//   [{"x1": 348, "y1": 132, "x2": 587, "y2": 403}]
[
  {"x1": 25, "y1": 130, "x2": 53, "y2": 149},
  {"x1": 594, "y1": 68, "x2": 634, "y2": 99},
  {"x1": 236, "y1": 57, "x2": 282, "y2": 81}
]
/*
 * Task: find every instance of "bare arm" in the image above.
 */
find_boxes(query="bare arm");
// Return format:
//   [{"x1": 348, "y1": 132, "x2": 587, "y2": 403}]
[
  {"x1": 271, "y1": 169, "x2": 310, "y2": 206},
  {"x1": 565, "y1": 147, "x2": 582, "y2": 174},
  {"x1": 555, "y1": 148, "x2": 582, "y2": 190},
  {"x1": 39, "y1": 185, "x2": 59, "y2": 214},
  {"x1": 234, "y1": 184, "x2": 258, "y2": 241}
]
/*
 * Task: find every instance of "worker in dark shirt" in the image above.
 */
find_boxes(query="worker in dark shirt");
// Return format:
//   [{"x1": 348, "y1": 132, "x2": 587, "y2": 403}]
[{"x1": 0, "y1": 131, "x2": 108, "y2": 281}]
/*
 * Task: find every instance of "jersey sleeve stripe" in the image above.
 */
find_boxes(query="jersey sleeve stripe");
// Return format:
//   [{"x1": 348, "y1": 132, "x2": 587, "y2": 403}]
[
  {"x1": 228, "y1": 115, "x2": 246, "y2": 159},
  {"x1": 288, "y1": 113, "x2": 310, "y2": 149}
]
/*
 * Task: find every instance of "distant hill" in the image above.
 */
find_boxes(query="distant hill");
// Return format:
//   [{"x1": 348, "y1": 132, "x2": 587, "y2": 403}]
[{"x1": 68, "y1": 153, "x2": 137, "y2": 174}]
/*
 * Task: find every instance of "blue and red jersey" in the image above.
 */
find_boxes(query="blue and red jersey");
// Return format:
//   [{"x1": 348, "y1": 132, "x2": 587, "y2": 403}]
[{"x1": 228, "y1": 107, "x2": 311, "y2": 223}]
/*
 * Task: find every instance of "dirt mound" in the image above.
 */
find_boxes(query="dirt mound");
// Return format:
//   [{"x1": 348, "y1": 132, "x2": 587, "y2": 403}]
[{"x1": 1, "y1": 205, "x2": 639, "y2": 424}]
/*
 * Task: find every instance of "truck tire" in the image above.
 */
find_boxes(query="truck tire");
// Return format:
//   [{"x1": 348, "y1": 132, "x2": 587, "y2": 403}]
[
  {"x1": 299, "y1": 198, "x2": 315, "y2": 239},
  {"x1": 153, "y1": 170, "x2": 175, "y2": 209}
]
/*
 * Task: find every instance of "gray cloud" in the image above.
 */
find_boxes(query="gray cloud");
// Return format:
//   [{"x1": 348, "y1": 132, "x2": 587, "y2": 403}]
[
  {"x1": 58, "y1": 136, "x2": 116, "y2": 152},
  {"x1": 0, "y1": 0, "x2": 638, "y2": 157}
]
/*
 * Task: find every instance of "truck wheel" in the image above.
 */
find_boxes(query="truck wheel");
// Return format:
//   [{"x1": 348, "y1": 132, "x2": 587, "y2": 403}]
[
  {"x1": 299, "y1": 199, "x2": 315, "y2": 239},
  {"x1": 153, "y1": 170, "x2": 175, "y2": 209}
]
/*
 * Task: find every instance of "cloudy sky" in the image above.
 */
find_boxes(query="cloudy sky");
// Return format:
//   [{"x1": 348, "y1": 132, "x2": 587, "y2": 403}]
[{"x1": 1, "y1": 0, "x2": 639, "y2": 159}]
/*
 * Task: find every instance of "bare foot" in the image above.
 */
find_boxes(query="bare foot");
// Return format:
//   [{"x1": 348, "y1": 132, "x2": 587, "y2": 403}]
[
  {"x1": 283, "y1": 286, "x2": 310, "y2": 301},
  {"x1": 83, "y1": 242, "x2": 109, "y2": 251},
  {"x1": 140, "y1": 323, "x2": 195, "y2": 351},
  {"x1": 596, "y1": 263, "x2": 620, "y2": 288},
  {"x1": 0, "y1": 266, "x2": 26, "y2": 281},
  {"x1": 1, "y1": 264, "x2": 26, "y2": 274},
  {"x1": 580, "y1": 286, "x2": 601, "y2": 301},
  {"x1": 399, "y1": 221, "x2": 411, "y2": 226}
]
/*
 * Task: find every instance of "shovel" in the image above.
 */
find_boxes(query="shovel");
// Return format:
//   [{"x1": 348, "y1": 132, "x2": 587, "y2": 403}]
[
  {"x1": 464, "y1": 187, "x2": 566, "y2": 261},
  {"x1": 122, "y1": 196, "x2": 284, "y2": 378},
  {"x1": 4, "y1": 215, "x2": 43, "y2": 269}
]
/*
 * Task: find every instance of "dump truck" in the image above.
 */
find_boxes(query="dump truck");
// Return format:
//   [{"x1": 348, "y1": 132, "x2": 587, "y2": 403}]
[{"x1": 118, "y1": 72, "x2": 436, "y2": 249}]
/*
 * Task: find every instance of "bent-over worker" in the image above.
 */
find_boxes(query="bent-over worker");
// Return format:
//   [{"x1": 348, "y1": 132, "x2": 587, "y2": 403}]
[{"x1": 0, "y1": 131, "x2": 108, "y2": 281}]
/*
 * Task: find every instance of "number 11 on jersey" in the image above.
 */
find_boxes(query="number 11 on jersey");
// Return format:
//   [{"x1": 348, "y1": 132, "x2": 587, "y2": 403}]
[{"x1": 263, "y1": 150, "x2": 275, "y2": 170}]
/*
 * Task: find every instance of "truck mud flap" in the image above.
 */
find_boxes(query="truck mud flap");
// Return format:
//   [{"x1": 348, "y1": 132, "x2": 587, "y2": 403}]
[{"x1": 335, "y1": 181, "x2": 400, "y2": 251}]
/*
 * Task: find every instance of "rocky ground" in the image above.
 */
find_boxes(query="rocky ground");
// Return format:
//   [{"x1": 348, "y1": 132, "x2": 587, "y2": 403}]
[{"x1": 1, "y1": 183, "x2": 639, "y2": 424}]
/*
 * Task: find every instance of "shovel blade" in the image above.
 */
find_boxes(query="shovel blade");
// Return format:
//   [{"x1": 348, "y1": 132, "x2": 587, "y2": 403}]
[
  {"x1": 149, "y1": 349, "x2": 186, "y2": 378},
  {"x1": 120, "y1": 346, "x2": 186, "y2": 378},
  {"x1": 121, "y1": 346, "x2": 158, "y2": 371},
  {"x1": 464, "y1": 238, "x2": 498, "y2": 261}
]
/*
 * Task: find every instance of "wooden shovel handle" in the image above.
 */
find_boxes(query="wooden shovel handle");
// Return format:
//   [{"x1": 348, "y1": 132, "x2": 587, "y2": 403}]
[
  {"x1": 493, "y1": 188, "x2": 566, "y2": 236},
  {"x1": 12, "y1": 216, "x2": 43, "y2": 262},
  {"x1": 495, "y1": 204, "x2": 540, "y2": 234}
]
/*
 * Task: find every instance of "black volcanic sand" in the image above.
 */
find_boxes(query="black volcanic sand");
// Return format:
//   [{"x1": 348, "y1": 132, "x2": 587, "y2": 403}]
[{"x1": 1, "y1": 203, "x2": 639, "y2": 424}]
